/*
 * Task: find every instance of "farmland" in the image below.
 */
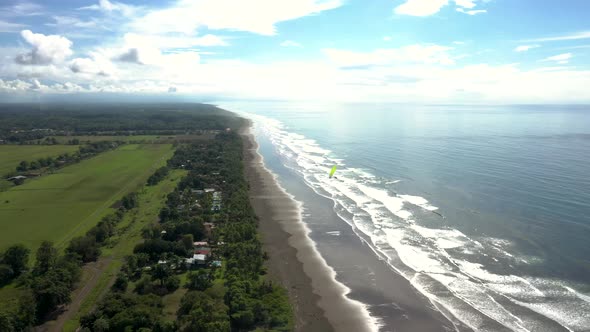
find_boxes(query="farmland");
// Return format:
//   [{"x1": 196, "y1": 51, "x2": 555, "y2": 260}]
[
  {"x1": 0, "y1": 145, "x2": 79, "y2": 177},
  {"x1": 0, "y1": 144, "x2": 173, "y2": 252}
]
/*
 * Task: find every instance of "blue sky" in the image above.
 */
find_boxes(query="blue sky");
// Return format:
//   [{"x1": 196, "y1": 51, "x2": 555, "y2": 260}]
[{"x1": 0, "y1": 0, "x2": 589, "y2": 103}]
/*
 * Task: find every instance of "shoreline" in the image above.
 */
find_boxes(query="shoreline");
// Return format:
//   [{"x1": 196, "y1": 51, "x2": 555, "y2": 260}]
[{"x1": 240, "y1": 121, "x2": 378, "y2": 332}]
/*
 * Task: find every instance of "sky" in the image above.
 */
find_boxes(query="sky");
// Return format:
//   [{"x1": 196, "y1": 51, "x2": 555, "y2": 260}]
[{"x1": 0, "y1": 0, "x2": 589, "y2": 103}]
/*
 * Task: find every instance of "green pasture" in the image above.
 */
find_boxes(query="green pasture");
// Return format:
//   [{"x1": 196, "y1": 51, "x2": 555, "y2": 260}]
[{"x1": 0, "y1": 144, "x2": 174, "y2": 252}]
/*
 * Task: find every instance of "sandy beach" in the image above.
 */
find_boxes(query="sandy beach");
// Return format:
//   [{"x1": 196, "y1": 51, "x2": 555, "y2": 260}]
[
  {"x1": 241, "y1": 119, "x2": 460, "y2": 332},
  {"x1": 242, "y1": 123, "x2": 381, "y2": 332}
]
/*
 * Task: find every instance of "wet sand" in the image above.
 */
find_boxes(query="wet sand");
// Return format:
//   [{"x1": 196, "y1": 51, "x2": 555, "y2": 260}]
[{"x1": 242, "y1": 123, "x2": 379, "y2": 332}]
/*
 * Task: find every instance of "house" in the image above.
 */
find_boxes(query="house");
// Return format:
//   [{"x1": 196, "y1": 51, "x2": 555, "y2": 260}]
[
  {"x1": 193, "y1": 241, "x2": 208, "y2": 247},
  {"x1": 185, "y1": 254, "x2": 207, "y2": 266},
  {"x1": 204, "y1": 188, "x2": 215, "y2": 193},
  {"x1": 191, "y1": 189, "x2": 204, "y2": 195},
  {"x1": 195, "y1": 249, "x2": 211, "y2": 256},
  {"x1": 8, "y1": 175, "x2": 27, "y2": 181}
]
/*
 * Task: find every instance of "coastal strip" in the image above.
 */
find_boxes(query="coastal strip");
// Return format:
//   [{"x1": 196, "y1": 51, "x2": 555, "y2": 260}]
[{"x1": 240, "y1": 121, "x2": 379, "y2": 332}]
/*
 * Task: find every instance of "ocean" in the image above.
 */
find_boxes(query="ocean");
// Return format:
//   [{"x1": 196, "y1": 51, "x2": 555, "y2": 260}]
[{"x1": 221, "y1": 101, "x2": 590, "y2": 332}]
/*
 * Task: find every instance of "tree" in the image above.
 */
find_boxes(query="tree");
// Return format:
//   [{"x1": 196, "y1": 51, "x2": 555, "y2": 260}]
[
  {"x1": 33, "y1": 269, "x2": 72, "y2": 319},
  {"x1": 178, "y1": 291, "x2": 230, "y2": 332},
  {"x1": 112, "y1": 273, "x2": 128, "y2": 292},
  {"x1": 2, "y1": 244, "x2": 30, "y2": 276},
  {"x1": 181, "y1": 234, "x2": 194, "y2": 251},
  {"x1": 14, "y1": 291, "x2": 36, "y2": 330},
  {"x1": 0, "y1": 264, "x2": 14, "y2": 285},
  {"x1": 34, "y1": 241, "x2": 58, "y2": 275},
  {"x1": 152, "y1": 264, "x2": 171, "y2": 286},
  {"x1": 186, "y1": 270, "x2": 213, "y2": 291},
  {"x1": 93, "y1": 317, "x2": 109, "y2": 332},
  {"x1": 16, "y1": 160, "x2": 29, "y2": 172},
  {"x1": 164, "y1": 275, "x2": 180, "y2": 292},
  {"x1": 66, "y1": 236, "x2": 100, "y2": 262},
  {"x1": 122, "y1": 192, "x2": 139, "y2": 210},
  {"x1": 0, "y1": 311, "x2": 15, "y2": 332}
]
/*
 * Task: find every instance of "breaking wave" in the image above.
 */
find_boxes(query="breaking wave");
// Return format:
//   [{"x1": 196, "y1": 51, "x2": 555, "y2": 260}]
[{"x1": 247, "y1": 113, "x2": 590, "y2": 332}]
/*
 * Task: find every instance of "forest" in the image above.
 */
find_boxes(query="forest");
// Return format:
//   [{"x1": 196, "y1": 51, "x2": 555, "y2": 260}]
[
  {"x1": 0, "y1": 105, "x2": 292, "y2": 331},
  {"x1": 0, "y1": 103, "x2": 244, "y2": 143}
]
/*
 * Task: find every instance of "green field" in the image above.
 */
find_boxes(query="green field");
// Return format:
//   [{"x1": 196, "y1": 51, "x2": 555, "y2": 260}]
[
  {"x1": 0, "y1": 145, "x2": 79, "y2": 176},
  {"x1": 0, "y1": 144, "x2": 174, "y2": 252}
]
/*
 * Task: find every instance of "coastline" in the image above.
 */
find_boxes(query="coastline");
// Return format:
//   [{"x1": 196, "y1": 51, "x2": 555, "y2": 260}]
[{"x1": 240, "y1": 121, "x2": 378, "y2": 332}]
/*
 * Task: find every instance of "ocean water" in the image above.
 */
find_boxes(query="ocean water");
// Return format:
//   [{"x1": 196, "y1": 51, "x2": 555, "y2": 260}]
[{"x1": 221, "y1": 102, "x2": 590, "y2": 332}]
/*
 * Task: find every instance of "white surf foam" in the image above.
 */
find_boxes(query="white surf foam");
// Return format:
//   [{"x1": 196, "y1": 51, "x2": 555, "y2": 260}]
[
  {"x1": 233, "y1": 109, "x2": 590, "y2": 332},
  {"x1": 243, "y1": 114, "x2": 382, "y2": 332}
]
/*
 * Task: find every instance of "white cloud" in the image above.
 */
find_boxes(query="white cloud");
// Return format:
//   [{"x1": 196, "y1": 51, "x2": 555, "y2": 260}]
[
  {"x1": 281, "y1": 40, "x2": 302, "y2": 47},
  {"x1": 70, "y1": 53, "x2": 116, "y2": 76},
  {"x1": 323, "y1": 44, "x2": 455, "y2": 67},
  {"x1": 526, "y1": 31, "x2": 590, "y2": 42},
  {"x1": 0, "y1": 2, "x2": 44, "y2": 17},
  {"x1": 395, "y1": 0, "x2": 448, "y2": 16},
  {"x1": 78, "y1": 0, "x2": 136, "y2": 16},
  {"x1": 395, "y1": 0, "x2": 487, "y2": 16},
  {"x1": 383, "y1": 36, "x2": 392, "y2": 42},
  {"x1": 15, "y1": 30, "x2": 73, "y2": 65},
  {"x1": 0, "y1": 19, "x2": 26, "y2": 32},
  {"x1": 114, "y1": 33, "x2": 201, "y2": 74},
  {"x1": 542, "y1": 53, "x2": 573, "y2": 64},
  {"x1": 130, "y1": 0, "x2": 342, "y2": 35},
  {"x1": 47, "y1": 16, "x2": 97, "y2": 28},
  {"x1": 515, "y1": 44, "x2": 540, "y2": 52},
  {"x1": 0, "y1": 78, "x2": 32, "y2": 92},
  {"x1": 454, "y1": 0, "x2": 476, "y2": 8},
  {"x1": 123, "y1": 33, "x2": 227, "y2": 49},
  {"x1": 456, "y1": 8, "x2": 486, "y2": 15}
]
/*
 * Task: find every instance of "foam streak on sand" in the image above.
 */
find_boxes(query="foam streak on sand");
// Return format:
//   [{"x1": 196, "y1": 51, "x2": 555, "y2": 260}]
[
  {"x1": 237, "y1": 111, "x2": 590, "y2": 332},
  {"x1": 241, "y1": 123, "x2": 380, "y2": 332}
]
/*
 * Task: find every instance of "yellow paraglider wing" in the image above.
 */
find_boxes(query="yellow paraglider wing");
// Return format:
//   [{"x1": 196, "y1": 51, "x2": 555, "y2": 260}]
[{"x1": 329, "y1": 165, "x2": 337, "y2": 178}]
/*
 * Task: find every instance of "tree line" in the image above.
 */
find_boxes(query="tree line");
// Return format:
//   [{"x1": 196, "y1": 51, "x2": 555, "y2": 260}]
[
  {"x1": 0, "y1": 103, "x2": 244, "y2": 144},
  {"x1": 6, "y1": 141, "x2": 121, "y2": 185}
]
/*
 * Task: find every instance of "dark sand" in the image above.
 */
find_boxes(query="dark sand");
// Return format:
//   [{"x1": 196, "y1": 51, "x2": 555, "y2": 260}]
[{"x1": 242, "y1": 124, "x2": 381, "y2": 332}]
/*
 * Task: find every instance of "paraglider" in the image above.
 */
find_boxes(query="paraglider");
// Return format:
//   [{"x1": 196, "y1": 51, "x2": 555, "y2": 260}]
[{"x1": 329, "y1": 165, "x2": 337, "y2": 179}]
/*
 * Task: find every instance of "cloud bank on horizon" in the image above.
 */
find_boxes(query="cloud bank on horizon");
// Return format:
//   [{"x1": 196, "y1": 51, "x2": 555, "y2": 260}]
[{"x1": 0, "y1": 0, "x2": 589, "y2": 103}]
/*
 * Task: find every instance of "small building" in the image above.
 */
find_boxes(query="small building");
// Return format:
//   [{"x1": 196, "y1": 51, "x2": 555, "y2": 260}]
[
  {"x1": 185, "y1": 254, "x2": 208, "y2": 266},
  {"x1": 8, "y1": 175, "x2": 27, "y2": 181},
  {"x1": 204, "y1": 188, "x2": 215, "y2": 193},
  {"x1": 211, "y1": 260, "x2": 222, "y2": 268},
  {"x1": 193, "y1": 241, "x2": 208, "y2": 247},
  {"x1": 195, "y1": 249, "x2": 211, "y2": 256}
]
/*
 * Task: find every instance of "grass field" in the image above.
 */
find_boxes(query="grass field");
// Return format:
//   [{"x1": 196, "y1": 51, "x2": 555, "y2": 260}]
[
  {"x1": 60, "y1": 169, "x2": 187, "y2": 332},
  {"x1": 0, "y1": 145, "x2": 79, "y2": 176},
  {"x1": 0, "y1": 144, "x2": 174, "y2": 252}
]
